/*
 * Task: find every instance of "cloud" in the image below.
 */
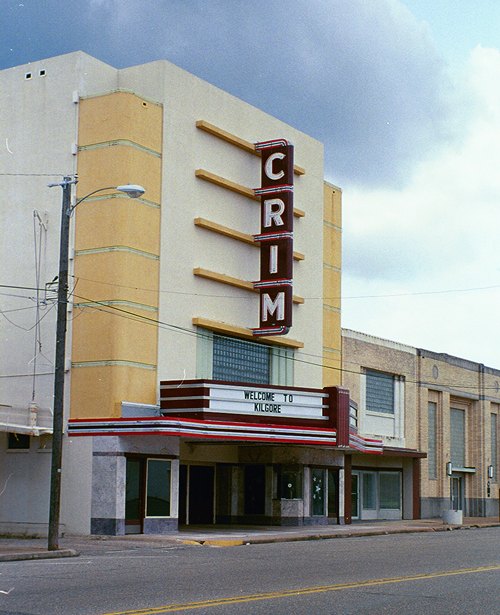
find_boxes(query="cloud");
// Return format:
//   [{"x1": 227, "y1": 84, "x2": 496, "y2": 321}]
[
  {"x1": 0, "y1": 0, "x2": 456, "y2": 189},
  {"x1": 344, "y1": 45, "x2": 500, "y2": 280},
  {"x1": 342, "y1": 45, "x2": 500, "y2": 364},
  {"x1": 83, "y1": 0, "x2": 455, "y2": 189}
]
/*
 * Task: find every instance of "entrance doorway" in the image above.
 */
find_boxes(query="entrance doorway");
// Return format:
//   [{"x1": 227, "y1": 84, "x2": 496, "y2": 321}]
[
  {"x1": 125, "y1": 458, "x2": 143, "y2": 534},
  {"x1": 179, "y1": 464, "x2": 215, "y2": 525},
  {"x1": 244, "y1": 464, "x2": 266, "y2": 515},
  {"x1": 451, "y1": 475, "x2": 464, "y2": 511},
  {"x1": 125, "y1": 457, "x2": 172, "y2": 534}
]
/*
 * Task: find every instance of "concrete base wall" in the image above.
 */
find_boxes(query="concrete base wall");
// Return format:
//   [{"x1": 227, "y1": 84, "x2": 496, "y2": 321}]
[
  {"x1": 421, "y1": 496, "x2": 499, "y2": 518},
  {"x1": 484, "y1": 499, "x2": 499, "y2": 517},
  {"x1": 421, "y1": 497, "x2": 450, "y2": 518}
]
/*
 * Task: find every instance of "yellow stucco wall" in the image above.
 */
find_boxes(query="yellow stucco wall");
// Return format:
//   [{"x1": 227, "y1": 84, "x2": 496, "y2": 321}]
[
  {"x1": 71, "y1": 92, "x2": 162, "y2": 418},
  {"x1": 322, "y1": 183, "x2": 342, "y2": 386},
  {"x1": 78, "y1": 91, "x2": 163, "y2": 151}
]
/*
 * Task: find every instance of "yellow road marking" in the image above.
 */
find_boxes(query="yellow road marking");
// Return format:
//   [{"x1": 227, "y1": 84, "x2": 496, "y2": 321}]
[{"x1": 101, "y1": 564, "x2": 500, "y2": 615}]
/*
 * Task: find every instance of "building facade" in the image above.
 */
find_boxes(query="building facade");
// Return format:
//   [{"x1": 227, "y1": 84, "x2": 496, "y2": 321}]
[
  {"x1": 0, "y1": 52, "x2": 385, "y2": 536},
  {"x1": 3, "y1": 52, "x2": 491, "y2": 537},
  {"x1": 342, "y1": 329, "x2": 500, "y2": 520}
]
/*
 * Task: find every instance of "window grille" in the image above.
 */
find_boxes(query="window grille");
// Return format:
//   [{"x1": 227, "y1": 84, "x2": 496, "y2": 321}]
[
  {"x1": 450, "y1": 408, "x2": 465, "y2": 467},
  {"x1": 365, "y1": 369, "x2": 395, "y2": 414},
  {"x1": 428, "y1": 402, "x2": 437, "y2": 479}
]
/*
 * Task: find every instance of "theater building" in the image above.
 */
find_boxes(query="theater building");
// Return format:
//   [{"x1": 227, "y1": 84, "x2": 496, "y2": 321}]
[{"x1": 1, "y1": 52, "x2": 426, "y2": 536}]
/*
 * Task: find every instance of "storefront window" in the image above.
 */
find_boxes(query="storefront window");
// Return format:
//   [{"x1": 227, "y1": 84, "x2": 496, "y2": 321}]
[
  {"x1": 146, "y1": 459, "x2": 171, "y2": 517},
  {"x1": 362, "y1": 472, "x2": 376, "y2": 509},
  {"x1": 311, "y1": 468, "x2": 325, "y2": 515},
  {"x1": 379, "y1": 472, "x2": 401, "y2": 509},
  {"x1": 278, "y1": 466, "x2": 303, "y2": 499}
]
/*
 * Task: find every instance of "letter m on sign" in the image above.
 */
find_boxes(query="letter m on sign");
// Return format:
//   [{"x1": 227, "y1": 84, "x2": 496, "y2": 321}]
[{"x1": 259, "y1": 285, "x2": 293, "y2": 330}]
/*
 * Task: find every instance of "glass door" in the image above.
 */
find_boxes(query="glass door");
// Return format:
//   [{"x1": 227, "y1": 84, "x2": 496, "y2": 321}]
[
  {"x1": 125, "y1": 458, "x2": 143, "y2": 534},
  {"x1": 125, "y1": 457, "x2": 172, "y2": 533},
  {"x1": 360, "y1": 471, "x2": 378, "y2": 520},
  {"x1": 311, "y1": 468, "x2": 326, "y2": 516},
  {"x1": 451, "y1": 475, "x2": 464, "y2": 511},
  {"x1": 351, "y1": 473, "x2": 359, "y2": 519},
  {"x1": 327, "y1": 469, "x2": 339, "y2": 522}
]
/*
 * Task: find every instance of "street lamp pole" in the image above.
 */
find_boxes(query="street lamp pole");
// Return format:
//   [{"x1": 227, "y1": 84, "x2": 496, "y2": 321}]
[
  {"x1": 47, "y1": 177, "x2": 145, "y2": 551},
  {"x1": 48, "y1": 176, "x2": 75, "y2": 551}
]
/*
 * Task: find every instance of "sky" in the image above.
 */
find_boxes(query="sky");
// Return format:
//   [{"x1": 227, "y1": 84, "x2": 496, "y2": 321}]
[{"x1": 1, "y1": 0, "x2": 499, "y2": 367}]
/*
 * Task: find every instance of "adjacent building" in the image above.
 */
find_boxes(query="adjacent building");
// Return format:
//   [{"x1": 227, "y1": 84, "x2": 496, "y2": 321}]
[{"x1": 343, "y1": 330, "x2": 500, "y2": 520}]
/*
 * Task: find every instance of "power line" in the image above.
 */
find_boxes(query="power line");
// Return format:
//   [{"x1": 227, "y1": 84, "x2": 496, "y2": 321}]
[
  {"x1": 68, "y1": 291, "x2": 500, "y2": 391},
  {"x1": 1, "y1": 293, "x2": 499, "y2": 391},
  {"x1": 0, "y1": 172, "x2": 65, "y2": 177},
  {"x1": 1, "y1": 287, "x2": 499, "y2": 389},
  {"x1": 2, "y1": 278, "x2": 500, "y2": 301}
]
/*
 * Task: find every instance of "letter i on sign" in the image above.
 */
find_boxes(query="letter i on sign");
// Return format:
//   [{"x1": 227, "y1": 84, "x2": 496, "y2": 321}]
[{"x1": 253, "y1": 139, "x2": 294, "y2": 336}]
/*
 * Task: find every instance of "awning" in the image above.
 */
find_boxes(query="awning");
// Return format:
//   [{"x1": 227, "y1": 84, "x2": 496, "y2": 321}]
[
  {"x1": 0, "y1": 404, "x2": 53, "y2": 436},
  {"x1": 0, "y1": 422, "x2": 52, "y2": 436}
]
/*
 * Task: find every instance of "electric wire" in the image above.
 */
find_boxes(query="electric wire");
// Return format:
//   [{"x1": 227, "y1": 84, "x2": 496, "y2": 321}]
[
  {"x1": 67, "y1": 290, "x2": 500, "y2": 391},
  {"x1": 1, "y1": 286, "x2": 500, "y2": 390}
]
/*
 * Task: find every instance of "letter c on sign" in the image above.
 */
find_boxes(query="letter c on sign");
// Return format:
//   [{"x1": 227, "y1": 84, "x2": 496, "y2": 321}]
[{"x1": 265, "y1": 152, "x2": 285, "y2": 181}]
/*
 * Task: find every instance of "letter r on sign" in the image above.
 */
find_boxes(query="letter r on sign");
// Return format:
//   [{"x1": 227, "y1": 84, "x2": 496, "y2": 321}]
[{"x1": 264, "y1": 199, "x2": 285, "y2": 228}]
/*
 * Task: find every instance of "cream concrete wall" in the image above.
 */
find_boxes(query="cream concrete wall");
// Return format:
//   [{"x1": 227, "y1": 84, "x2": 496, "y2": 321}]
[
  {"x1": 0, "y1": 52, "x2": 117, "y2": 418},
  {"x1": 0, "y1": 53, "x2": 131, "y2": 534},
  {"x1": 118, "y1": 60, "x2": 326, "y2": 389},
  {"x1": 342, "y1": 329, "x2": 418, "y2": 449}
]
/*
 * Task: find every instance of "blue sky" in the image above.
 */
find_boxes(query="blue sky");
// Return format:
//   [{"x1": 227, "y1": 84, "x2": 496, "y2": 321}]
[
  {"x1": 1, "y1": 1, "x2": 500, "y2": 366},
  {"x1": 404, "y1": 0, "x2": 500, "y2": 64}
]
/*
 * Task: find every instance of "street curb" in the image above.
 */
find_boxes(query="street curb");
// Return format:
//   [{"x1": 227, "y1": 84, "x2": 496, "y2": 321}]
[
  {"x1": 0, "y1": 549, "x2": 79, "y2": 562},
  {"x1": 182, "y1": 523, "x2": 500, "y2": 547}
]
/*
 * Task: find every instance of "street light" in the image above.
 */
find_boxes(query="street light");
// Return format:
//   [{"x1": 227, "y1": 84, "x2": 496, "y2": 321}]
[{"x1": 47, "y1": 177, "x2": 145, "y2": 551}]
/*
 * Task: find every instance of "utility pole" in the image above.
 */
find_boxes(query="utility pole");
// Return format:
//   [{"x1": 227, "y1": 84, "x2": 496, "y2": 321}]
[
  {"x1": 46, "y1": 178, "x2": 144, "y2": 550},
  {"x1": 48, "y1": 176, "x2": 76, "y2": 551}
]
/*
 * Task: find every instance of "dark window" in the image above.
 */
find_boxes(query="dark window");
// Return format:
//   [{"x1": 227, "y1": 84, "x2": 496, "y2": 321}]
[
  {"x1": 366, "y1": 369, "x2": 395, "y2": 414},
  {"x1": 278, "y1": 466, "x2": 303, "y2": 499},
  {"x1": 428, "y1": 402, "x2": 437, "y2": 479},
  {"x1": 213, "y1": 335, "x2": 270, "y2": 384},
  {"x1": 145, "y1": 459, "x2": 171, "y2": 517},
  {"x1": 379, "y1": 472, "x2": 401, "y2": 509},
  {"x1": 8, "y1": 433, "x2": 30, "y2": 449},
  {"x1": 450, "y1": 408, "x2": 465, "y2": 467},
  {"x1": 491, "y1": 414, "x2": 497, "y2": 481}
]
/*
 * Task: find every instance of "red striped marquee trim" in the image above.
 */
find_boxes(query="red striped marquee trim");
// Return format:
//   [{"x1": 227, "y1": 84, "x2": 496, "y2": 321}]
[{"x1": 68, "y1": 416, "x2": 338, "y2": 446}]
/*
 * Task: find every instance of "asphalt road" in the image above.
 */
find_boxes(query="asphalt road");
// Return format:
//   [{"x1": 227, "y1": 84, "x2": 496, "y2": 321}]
[{"x1": 0, "y1": 528, "x2": 499, "y2": 615}]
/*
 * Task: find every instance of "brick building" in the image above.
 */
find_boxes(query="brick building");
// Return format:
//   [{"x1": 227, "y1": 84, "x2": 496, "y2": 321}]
[{"x1": 343, "y1": 329, "x2": 499, "y2": 519}]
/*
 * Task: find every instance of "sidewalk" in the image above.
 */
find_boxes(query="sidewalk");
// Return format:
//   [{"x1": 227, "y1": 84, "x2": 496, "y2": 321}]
[{"x1": 1, "y1": 517, "x2": 498, "y2": 561}]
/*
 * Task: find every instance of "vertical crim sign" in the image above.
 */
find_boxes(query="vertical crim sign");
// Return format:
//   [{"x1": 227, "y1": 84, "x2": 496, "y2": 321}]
[{"x1": 253, "y1": 139, "x2": 294, "y2": 336}]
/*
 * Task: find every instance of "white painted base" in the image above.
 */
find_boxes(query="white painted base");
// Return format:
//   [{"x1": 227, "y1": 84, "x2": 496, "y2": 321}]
[{"x1": 442, "y1": 509, "x2": 463, "y2": 525}]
